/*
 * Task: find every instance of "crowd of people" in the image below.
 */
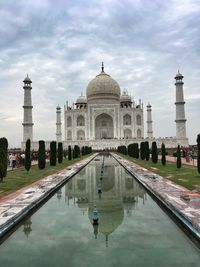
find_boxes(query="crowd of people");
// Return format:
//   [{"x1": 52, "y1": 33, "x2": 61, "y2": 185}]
[{"x1": 8, "y1": 152, "x2": 46, "y2": 170}]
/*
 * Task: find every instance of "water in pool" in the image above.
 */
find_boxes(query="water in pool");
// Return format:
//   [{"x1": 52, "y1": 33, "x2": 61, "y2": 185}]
[{"x1": 0, "y1": 155, "x2": 199, "y2": 267}]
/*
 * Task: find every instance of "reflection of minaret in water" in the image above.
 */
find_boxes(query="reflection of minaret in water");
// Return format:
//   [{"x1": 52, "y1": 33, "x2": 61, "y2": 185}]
[
  {"x1": 93, "y1": 224, "x2": 99, "y2": 239},
  {"x1": 23, "y1": 217, "x2": 32, "y2": 238},
  {"x1": 105, "y1": 234, "x2": 108, "y2": 247},
  {"x1": 57, "y1": 188, "x2": 62, "y2": 200}
]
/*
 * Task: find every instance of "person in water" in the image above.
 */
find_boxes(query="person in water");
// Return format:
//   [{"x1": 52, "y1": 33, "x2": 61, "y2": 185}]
[{"x1": 93, "y1": 205, "x2": 99, "y2": 225}]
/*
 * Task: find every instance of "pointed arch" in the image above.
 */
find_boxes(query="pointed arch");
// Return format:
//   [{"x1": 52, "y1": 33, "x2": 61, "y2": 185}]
[
  {"x1": 67, "y1": 116, "x2": 72, "y2": 127},
  {"x1": 67, "y1": 130, "x2": 72, "y2": 140},
  {"x1": 95, "y1": 113, "x2": 113, "y2": 139},
  {"x1": 77, "y1": 115, "x2": 85, "y2": 126},
  {"x1": 123, "y1": 114, "x2": 131, "y2": 125},
  {"x1": 136, "y1": 114, "x2": 141, "y2": 125},
  {"x1": 137, "y1": 129, "x2": 142, "y2": 138},
  {"x1": 124, "y1": 129, "x2": 132, "y2": 139},
  {"x1": 77, "y1": 129, "x2": 85, "y2": 140}
]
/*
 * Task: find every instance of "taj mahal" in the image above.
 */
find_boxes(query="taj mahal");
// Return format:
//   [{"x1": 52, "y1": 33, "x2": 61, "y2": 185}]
[{"x1": 22, "y1": 63, "x2": 188, "y2": 150}]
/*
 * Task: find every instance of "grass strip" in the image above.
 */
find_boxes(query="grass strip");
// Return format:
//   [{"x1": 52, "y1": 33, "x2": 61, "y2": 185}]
[
  {"x1": 0, "y1": 155, "x2": 90, "y2": 198},
  {"x1": 118, "y1": 154, "x2": 200, "y2": 192}
]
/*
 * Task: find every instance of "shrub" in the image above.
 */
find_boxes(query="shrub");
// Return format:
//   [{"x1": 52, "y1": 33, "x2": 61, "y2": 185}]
[
  {"x1": 197, "y1": 134, "x2": 200, "y2": 174},
  {"x1": 176, "y1": 144, "x2": 181, "y2": 169},
  {"x1": 161, "y1": 143, "x2": 166, "y2": 166},
  {"x1": 140, "y1": 142, "x2": 145, "y2": 160},
  {"x1": 68, "y1": 145, "x2": 72, "y2": 160},
  {"x1": 58, "y1": 142, "x2": 63, "y2": 164},
  {"x1": 38, "y1": 140, "x2": 46, "y2": 169},
  {"x1": 144, "y1": 141, "x2": 150, "y2": 161},
  {"x1": 151, "y1": 141, "x2": 158, "y2": 163},
  {"x1": 25, "y1": 139, "x2": 31, "y2": 172},
  {"x1": 0, "y1": 137, "x2": 8, "y2": 181},
  {"x1": 50, "y1": 141, "x2": 56, "y2": 166}
]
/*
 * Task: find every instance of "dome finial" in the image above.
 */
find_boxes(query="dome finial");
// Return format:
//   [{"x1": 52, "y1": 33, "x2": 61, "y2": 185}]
[{"x1": 102, "y1": 62, "x2": 104, "y2": 72}]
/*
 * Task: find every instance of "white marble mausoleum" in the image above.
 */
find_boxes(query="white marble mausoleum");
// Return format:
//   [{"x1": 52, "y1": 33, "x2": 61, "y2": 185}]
[{"x1": 22, "y1": 64, "x2": 189, "y2": 150}]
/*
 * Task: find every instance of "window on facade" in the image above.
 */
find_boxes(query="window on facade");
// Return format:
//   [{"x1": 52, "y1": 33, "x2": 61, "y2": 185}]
[
  {"x1": 137, "y1": 129, "x2": 142, "y2": 138},
  {"x1": 77, "y1": 130, "x2": 85, "y2": 140},
  {"x1": 67, "y1": 130, "x2": 72, "y2": 140},
  {"x1": 136, "y1": 115, "x2": 141, "y2": 125},
  {"x1": 67, "y1": 117, "x2": 72, "y2": 127},
  {"x1": 124, "y1": 129, "x2": 132, "y2": 139},
  {"x1": 123, "y1": 114, "x2": 131, "y2": 125},
  {"x1": 77, "y1": 115, "x2": 85, "y2": 126}
]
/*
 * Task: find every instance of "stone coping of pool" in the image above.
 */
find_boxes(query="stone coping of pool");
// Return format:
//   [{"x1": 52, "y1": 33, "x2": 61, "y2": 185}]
[
  {"x1": 112, "y1": 153, "x2": 200, "y2": 242},
  {"x1": 0, "y1": 154, "x2": 98, "y2": 238}
]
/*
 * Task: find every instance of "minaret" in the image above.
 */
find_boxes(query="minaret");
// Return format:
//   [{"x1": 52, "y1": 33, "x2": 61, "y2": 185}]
[
  {"x1": 175, "y1": 71, "x2": 187, "y2": 142},
  {"x1": 147, "y1": 103, "x2": 153, "y2": 138},
  {"x1": 22, "y1": 74, "x2": 33, "y2": 142},
  {"x1": 56, "y1": 105, "x2": 62, "y2": 142}
]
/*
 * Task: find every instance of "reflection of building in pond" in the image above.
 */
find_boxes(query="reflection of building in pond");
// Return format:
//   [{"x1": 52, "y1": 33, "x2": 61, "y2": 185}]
[
  {"x1": 23, "y1": 216, "x2": 32, "y2": 238},
  {"x1": 56, "y1": 188, "x2": 62, "y2": 200},
  {"x1": 65, "y1": 156, "x2": 146, "y2": 245}
]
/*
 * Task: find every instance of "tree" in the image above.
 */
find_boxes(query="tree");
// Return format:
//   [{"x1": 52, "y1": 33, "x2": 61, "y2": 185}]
[
  {"x1": 128, "y1": 143, "x2": 134, "y2": 157},
  {"x1": 176, "y1": 144, "x2": 181, "y2": 169},
  {"x1": 0, "y1": 137, "x2": 8, "y2": 181},
  {"x1": 38, "y1": 140, "x2": 46, "y2": 169},
  {"x1": 117, "y1": 145, "x2": 127, "y2": 155},
  {"x1": 197, "y1": 134, "x2": 200, "y2": 174},
  {"x1": 74, "y1": 145, "x2": 80, "y2": 158},
  {"x1": 144, "y1": 141, "x2": 150, "y2": 161},
  {"x1": 135, "y1": 143, "x2": 139, "y2": 159},
  {"x1": 151, "y1": 141, "x2": 158, "y2": 163},
  {"x1": 81, "y1": 146, "x2": 85, "y2": 155},
  {"x1": 58, "y1": 142, "x2": 63, "y2": 164},
  {"x1": 140, "y1": 142, "x2": 145, "y2": 160},
  {"x1": 50, "y1": 141, "x2": 56, "y2": 166},
  {"x1": 68, "y1": 145, "x2": 72, "y2": 160},
  {"x1": 0, "y1": 149, "x2": 6, "y2": 182},
  {"x1": 25, "y1": 139, "x2": 31, "y2": 172},
  {"x1": 161, "y1": 143, "x2": 166, "y2": 166}
]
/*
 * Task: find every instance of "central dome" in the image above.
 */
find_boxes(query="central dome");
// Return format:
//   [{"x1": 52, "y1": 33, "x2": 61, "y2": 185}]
[{"x1": 86, "y1": 66, "x2": 121, "y2": 103}]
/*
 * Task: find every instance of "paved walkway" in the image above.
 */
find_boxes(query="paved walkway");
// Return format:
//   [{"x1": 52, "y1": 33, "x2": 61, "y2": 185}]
[
  {"x1": 112, "y1": 153, "x2": 200, "y2": 241},
  {"x1": 0, "y1": 154, "x2": 97, "y2": 237},
  {"x1": 164, "y1": 155, "x2": 197, "y2": 166}
]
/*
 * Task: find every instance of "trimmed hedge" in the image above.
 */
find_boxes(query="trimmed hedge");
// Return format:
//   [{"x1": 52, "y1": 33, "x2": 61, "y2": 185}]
[
  {"x1": 25, "y1": 139, "x2": 31, "y2": 172},
  {"x1": 38, "y1": 140, "x2": 46, "y2": 169},
  {"x1": 58, "y1": 142, "x2": 63, "y2": 164},
  {"x1": 50, "y1": 141, "x2": 57, "y2": 166},
  {"x1": 0, "y1": 137, "x2": 8, "y2": 181},
  {"x1": 151, "y1": 141, "x2": 158, "y2": 164}
]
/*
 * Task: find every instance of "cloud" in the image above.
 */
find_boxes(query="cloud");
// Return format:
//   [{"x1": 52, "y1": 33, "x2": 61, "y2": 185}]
[{"x1": 0, "y1": 0, "x2": 199, "y2": 146}]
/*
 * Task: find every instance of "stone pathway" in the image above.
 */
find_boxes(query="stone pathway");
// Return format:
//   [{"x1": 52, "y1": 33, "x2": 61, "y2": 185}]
[
  {"x1": 0, "y1": 154, "x2": 97, "y2": 238},
  {"x1": 112, "y1": 153, "x2": 200, "y2": 241},
  {"x1": 164, "y1": 155, "x2": 197, "y2": 167}
]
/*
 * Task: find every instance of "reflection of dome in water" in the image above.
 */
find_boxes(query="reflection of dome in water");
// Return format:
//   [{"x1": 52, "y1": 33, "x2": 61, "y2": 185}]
[{"x1": 88, "y1": 200, "x2": 124, "y2": 237}]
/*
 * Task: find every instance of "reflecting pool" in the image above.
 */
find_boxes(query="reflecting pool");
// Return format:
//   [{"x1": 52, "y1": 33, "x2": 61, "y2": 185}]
[{"x1": 0, "y1": 155, "x2": 199, "y2": 267}]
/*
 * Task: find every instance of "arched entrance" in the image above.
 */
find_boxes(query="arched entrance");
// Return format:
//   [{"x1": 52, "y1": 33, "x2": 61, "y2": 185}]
[{"x1": 95, "y1": 113, "x2": 114, "y2": 139}]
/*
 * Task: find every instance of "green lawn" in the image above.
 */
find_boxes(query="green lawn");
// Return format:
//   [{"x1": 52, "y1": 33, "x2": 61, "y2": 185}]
[
  {"x1": 0, "y1": 155, "x2": 91, "y2": 198},
  {"x1": 119, "y1": 154, "x2": 200, "y2": 192}
]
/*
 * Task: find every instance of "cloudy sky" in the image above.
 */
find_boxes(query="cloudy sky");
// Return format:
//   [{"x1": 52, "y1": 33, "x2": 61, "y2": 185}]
[{"x1": 0, "y1": 0, "x2": 199, "y2": 147}]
